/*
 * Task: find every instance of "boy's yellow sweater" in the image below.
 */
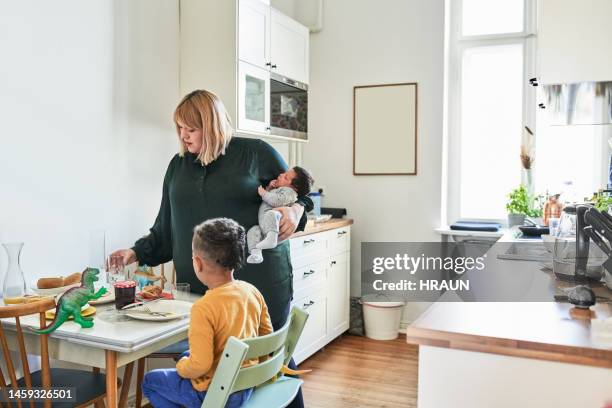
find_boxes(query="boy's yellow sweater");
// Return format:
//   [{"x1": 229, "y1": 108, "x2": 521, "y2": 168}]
[{"x1": 175, "y1": 280, "x2": 273, "y2": 391}]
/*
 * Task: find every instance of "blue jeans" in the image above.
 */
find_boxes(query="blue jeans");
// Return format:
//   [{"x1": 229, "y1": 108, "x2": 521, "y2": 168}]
[{"x1": 142, "y1": 368, "x2": 253, "y2": 408}]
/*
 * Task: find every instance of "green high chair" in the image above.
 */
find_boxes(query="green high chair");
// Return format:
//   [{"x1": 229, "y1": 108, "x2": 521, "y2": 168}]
[{"x1": 200, "y1": 306, "x2": 309, "y2": 408}]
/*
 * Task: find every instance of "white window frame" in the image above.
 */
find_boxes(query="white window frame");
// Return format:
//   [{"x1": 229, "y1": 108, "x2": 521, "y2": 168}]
[{"x1": 442, "y1": 0, "x2": 537, "y2": 225}]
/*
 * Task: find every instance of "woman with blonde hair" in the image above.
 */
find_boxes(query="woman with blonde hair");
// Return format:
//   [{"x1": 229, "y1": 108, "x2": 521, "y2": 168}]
[{"x1": 110, "y1": 90, "x2": 310, "y2": 407}]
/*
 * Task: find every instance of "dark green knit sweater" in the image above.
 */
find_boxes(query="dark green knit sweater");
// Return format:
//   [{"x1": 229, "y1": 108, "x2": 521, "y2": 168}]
[{"x1": 132, "y1": 137, "x2": 312, "y2": 325}]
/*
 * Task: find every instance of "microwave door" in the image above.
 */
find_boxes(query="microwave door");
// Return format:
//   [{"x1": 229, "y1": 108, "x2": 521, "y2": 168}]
[{"x1": 270, "y1": 76, "x2": 308, "y2": 141}]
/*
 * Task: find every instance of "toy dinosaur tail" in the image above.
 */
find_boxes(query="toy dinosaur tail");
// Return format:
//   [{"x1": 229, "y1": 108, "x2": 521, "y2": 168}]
[{"x1": 33, "y1": 304, "x2": 63, "y2": 335}]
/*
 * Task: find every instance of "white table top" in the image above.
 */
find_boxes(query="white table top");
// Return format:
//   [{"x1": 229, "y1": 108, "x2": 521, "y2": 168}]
[{"x1": 1, "y1": 295, "x2": 199, "y2": 353}]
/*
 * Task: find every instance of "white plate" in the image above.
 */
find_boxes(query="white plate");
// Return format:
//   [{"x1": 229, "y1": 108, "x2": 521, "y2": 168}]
[
  {"x1": 89, "y1": 290, "x2": 116, "y2": 305},
  {"x1": 125, "y1": 300, "x2": 192, "y2": 322},
  {"x1": 33, "y1": 283, "x2": 80, "y2": 296}
]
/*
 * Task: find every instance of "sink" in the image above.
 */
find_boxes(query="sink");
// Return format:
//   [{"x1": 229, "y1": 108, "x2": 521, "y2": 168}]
[{"x1": 497, "y1": 242, "x2": 551, "y2": 262}]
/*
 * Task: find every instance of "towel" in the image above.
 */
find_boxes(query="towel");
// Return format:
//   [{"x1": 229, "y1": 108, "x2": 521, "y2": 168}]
[{"x1": 450, "y1": 221, "x2": 502, "y2": 232}]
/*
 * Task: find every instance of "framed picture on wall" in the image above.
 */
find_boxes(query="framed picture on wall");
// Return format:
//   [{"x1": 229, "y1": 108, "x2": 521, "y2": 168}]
[{"x1": 353, "y1": 82, "x2": 418, "y2": 175}]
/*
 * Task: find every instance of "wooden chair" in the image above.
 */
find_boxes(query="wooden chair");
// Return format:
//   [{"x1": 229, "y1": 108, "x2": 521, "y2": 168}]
[
  {"x1": 201, "y1": 306, "x2": 309, "y2": 408},
  {"x1": 0, "y1": 298, "x2": 116, "y2": 408}
]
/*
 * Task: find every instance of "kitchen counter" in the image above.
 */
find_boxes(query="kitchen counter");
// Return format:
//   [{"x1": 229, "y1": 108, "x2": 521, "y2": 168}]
[
  {"x1": 291, "y1": 218, "x2": 353, "y2": 238},
  {"x1": 405, "y1": 244, "x2": 612, "y2": 408},
  {"x1": 407, "y1": 301, "x2": 612, "y2": 368}
]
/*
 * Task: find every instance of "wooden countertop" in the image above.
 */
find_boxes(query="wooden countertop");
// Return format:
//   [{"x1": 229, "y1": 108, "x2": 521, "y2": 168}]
[
  {"x1": 291, "y1": 218, "x2": 353, "y2": 238},
  {"x1": 406, "y1": 301, "x2": 612, "y2": 368},
  {"x1": 405, "y1": 241, "x2": 612, "y2": 368}
]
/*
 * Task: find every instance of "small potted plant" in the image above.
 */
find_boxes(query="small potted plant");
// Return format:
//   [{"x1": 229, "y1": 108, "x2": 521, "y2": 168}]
[{"x1": 506, "y1": 185, "x2": 542, "y2": 227}]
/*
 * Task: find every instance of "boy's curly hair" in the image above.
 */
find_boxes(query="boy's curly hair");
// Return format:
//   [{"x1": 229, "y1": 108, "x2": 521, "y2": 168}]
[{"x1": 192, "y1": 218, "x2": 246, "y2": 270}]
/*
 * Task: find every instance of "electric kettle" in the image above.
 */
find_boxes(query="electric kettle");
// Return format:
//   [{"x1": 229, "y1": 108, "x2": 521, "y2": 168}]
[{"x1": 557, "y1": 205, "x2": 576, "y2": 237}]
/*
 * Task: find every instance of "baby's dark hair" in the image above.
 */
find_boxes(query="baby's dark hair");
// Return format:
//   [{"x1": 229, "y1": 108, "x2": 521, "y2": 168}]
[
  {"x1": 291, "y1": 166, "x2": 314, "y2": 197},
  {"x1": 192, "y1": 218, "x2": 246, "y2": 270}
]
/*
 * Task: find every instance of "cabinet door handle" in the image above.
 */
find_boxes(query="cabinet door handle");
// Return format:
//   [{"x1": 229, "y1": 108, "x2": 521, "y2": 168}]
[
  {"x1": 303, "y1": 300, "x2": 315, "y2": 309},
  {"x1": 271, "y1": 64, "x2": 277, "y2": 69},
  {"x1": 265, "y1": 62, "x2": 272, "y2": 67},
  {"x1": 331, "y1": 260, "x2": 337, "y2": 266},
  {"x1": 265, "y1": 126, "x2": 271, "y2": 131},
  {"x1": 303, "y1": 239, "x2": 315, "y2": 244},
  {"x1": 337, "y1": 231, "x2": 347, "y2": 236},
  {"x1": 303, "y1": 270, "x2": 315, "y2": 277}
]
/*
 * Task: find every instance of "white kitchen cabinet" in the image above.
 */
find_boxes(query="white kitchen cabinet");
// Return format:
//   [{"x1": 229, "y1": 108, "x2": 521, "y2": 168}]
[
  {"x1": 290, "y1": 224, "x2": 351, "y2": 364},
  {"x1": 538, "y1": 0, "x2": 612, "y2": 84},
  {"x1": 237, "y1": 61, "x2": 270, "y2": 133},
  {"x1": 271, "y1": 8, "x2": 310, "y2": 84},
  {"x1": 327, "y1": 251, "x2": 350, "y2": 338},
  {"x1": 180, "y1": 0, "x2": 310, "y2": 141},
  {"x1": 238, "y1": 0, "x2": 270, "y2": 70}
]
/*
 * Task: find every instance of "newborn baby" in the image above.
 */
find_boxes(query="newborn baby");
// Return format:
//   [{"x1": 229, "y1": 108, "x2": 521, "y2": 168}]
[{"x1": 247, "y1": 166, "x2": 314, "y2": 264}]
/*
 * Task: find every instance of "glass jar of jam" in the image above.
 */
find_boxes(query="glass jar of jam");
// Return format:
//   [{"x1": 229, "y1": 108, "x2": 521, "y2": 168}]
[{"x1": 114, "y1": 280, "x2": 136, "y2": 310}]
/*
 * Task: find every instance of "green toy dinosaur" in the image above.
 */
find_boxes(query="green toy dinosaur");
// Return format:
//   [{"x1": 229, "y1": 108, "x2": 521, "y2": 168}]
[{"x1": 35, "y1": 267, "x2": 107, "y2": 334}]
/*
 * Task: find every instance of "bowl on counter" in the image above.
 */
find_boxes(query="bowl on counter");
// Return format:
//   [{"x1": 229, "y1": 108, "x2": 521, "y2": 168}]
[{"x1": 518, "y1": 225, "x2": 549, "y2": 237}]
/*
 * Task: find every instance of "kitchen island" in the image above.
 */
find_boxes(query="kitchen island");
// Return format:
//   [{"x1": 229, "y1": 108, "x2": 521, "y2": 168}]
[{"x1": 406, "y1": 237, "x2": 612, "y2": 408}]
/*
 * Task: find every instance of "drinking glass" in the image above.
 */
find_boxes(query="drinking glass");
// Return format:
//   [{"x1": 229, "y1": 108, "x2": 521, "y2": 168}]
[
  {"x1": 176, "y1": 283, "x2": 191, "y2": 300},
  {"x1": 107, "y1": 254, "x2": 126, "y2": 285},
  {"x1": 164, "y1": 281, "x2": 177, "y2": 299}
]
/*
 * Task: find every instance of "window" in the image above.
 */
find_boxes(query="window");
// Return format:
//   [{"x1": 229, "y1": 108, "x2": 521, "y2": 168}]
[
  {"x1": 462, "y1": 0, "x2": 524, "y2": 36},
  {"x1": 459, "y1": 44, "x2": 524, "y2": 219},
  {"x1": 444, "y1": 0, "x2": 611, "y2": 225},
  {"x1": 444, "y1": 0, "x2": 537, "y2": 222},
  {"x1": 445, "y1": 0, "x2": 536, "y2": 221}
]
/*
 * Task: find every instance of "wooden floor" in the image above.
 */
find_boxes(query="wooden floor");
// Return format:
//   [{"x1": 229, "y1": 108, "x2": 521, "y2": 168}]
[{"x1": 299, "y1": 334, "x2": 418, "y2": 408}]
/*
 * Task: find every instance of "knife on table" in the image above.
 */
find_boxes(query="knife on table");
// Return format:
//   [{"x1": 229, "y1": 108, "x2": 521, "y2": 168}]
[{"x1": 121, "y1": 297, "x2": 164, "y2": 311}]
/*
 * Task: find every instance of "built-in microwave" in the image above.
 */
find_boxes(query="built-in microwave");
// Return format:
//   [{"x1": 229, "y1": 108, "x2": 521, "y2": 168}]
[{"x1": 269, "y1": 72, "x2": 308, "y2": 141}]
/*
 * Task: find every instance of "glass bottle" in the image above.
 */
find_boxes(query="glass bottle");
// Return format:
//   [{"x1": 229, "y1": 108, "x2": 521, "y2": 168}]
[{"x1": 2, "y1": 242, "x2": 27, "y2": 302}]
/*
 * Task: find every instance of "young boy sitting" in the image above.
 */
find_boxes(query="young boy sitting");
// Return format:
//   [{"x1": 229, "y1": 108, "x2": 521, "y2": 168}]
[{"x1": 142, "y1": 217, "x2": 273, "y2": 408}]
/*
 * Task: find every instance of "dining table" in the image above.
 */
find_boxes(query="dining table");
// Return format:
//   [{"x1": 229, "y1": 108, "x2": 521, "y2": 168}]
[{"x1": 0, "y1": 294, "x2": 198, "y2": 408}]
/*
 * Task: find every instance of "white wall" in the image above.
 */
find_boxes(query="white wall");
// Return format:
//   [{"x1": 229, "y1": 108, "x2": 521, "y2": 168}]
[
  {"x1": 302, "y1": 0, "x2": 445, "y2": 306},
  {"x1": 0, "y1": 0, "x2": 179, "y2": 285}
]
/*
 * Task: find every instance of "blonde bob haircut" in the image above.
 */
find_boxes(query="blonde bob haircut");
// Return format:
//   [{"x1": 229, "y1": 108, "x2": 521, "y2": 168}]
[{"x1": 174, "y1": 90, "x2": 234, "y2": 165}]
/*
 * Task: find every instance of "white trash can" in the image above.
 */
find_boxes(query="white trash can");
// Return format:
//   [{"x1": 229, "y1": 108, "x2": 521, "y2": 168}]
[{"x1": 361, "y1": 301, "x2": 405, "y2": 340}]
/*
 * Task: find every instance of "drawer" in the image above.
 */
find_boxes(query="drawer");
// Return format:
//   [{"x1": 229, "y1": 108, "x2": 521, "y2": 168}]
[
  {"x1": 290, "y1": 232, "x2": 327, "y2": 260},
  {"x1": 290, "y1": 246, "x2": 328, "y2": 269},
  {"x1": 328, "y1": 227, "x2": 350, "y2": 255},
  {"x1": 293, "y1": 259, "x2": 327, "y2": 293},
  {"x1": 292, "y1": 289, "x2": 327, "y2": 357}
]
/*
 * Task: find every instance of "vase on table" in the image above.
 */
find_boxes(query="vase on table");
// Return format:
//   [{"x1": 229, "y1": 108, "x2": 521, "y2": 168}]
[{"x1": 2, "y1": 242, "x2": 27, "y2": 302}]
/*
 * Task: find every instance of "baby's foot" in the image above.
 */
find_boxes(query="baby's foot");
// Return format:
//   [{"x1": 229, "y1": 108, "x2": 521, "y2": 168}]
[
  {"x1": 247, "y1": 248, "x2": 264, "y2": 264},
  {"x1": 256, "y1": 231, "x2": 278, "y2": 250}
]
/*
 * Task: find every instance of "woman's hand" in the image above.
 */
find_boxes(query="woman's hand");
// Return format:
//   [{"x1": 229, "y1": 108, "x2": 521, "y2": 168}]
[
  {"x1": 106, "y1": 248, "x2": 137, "y2": 270},
  {"x1": 277, "y1": 204, "x2": 305, "y2": 241},
  {"x1": 258, "y1": 185, "x2": 267, "y2": 197}
]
